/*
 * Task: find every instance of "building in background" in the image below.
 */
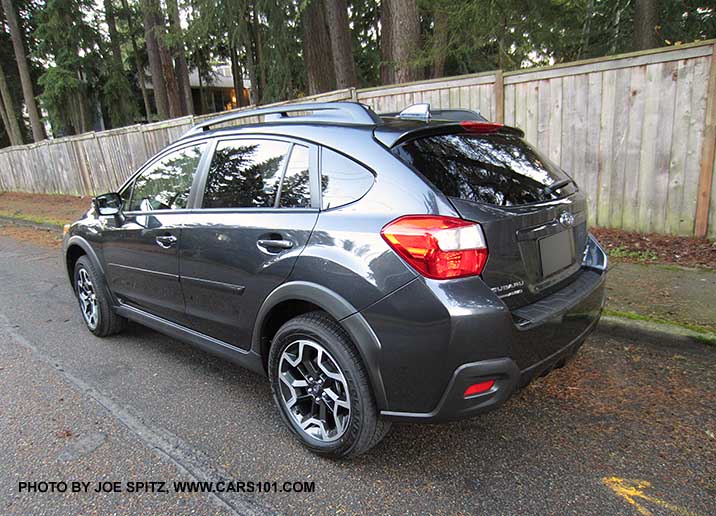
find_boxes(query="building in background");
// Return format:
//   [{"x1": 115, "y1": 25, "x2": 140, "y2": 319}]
[{"x1": 146, "y1": 62, "x2": 251, "y2": 118}]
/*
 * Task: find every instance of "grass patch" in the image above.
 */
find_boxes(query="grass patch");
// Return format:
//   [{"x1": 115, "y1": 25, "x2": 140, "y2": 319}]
[
  {"x1": 0, "y1": 210, "x2": 68, "y2": 228},
  {"x1": 608, "y1": 245, "x2": 658, "y2": 262},
  {"x1": 604, "y1": 309, "x2": 716, "y2": 342}
]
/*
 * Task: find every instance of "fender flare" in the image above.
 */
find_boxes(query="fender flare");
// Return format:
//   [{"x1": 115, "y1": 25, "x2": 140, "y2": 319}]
[
  {"x1": 64, "y1": 236, "x2": 118, "y2": 304},
  {"x1": 65, "y1": 235, "x2": 105, "y2": 277},
  {"x1": 251, "y1": 281, "x2": 388, "y2": 410}
]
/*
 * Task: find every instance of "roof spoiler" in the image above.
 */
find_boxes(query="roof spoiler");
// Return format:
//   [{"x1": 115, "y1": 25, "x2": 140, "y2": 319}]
[
  {"x1": 182, "y1": 102, "x2": 382, "y2": 138},
  {"x1": 374, "y1": 119, "x2": 525, "y2": 148}
]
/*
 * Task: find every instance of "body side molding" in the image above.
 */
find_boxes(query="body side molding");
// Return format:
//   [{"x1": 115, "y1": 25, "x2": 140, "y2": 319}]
[{"x1": 116, "y1": 304, "x2": 265, "y2": 374}]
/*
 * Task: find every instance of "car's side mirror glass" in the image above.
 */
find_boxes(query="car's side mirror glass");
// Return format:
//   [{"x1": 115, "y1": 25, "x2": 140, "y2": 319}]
[{"x1": 93, "y1": 192, "x2": 123, "y2": 217}]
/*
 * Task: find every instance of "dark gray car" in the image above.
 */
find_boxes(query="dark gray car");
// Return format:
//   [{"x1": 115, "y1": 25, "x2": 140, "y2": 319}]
[{"x1": 63, "y1": 102, "x2": 608, "y2": 458}]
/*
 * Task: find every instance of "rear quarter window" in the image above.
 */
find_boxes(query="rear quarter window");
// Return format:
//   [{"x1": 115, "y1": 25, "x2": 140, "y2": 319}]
[
  {"x1": 394, "y1": 133, "x2": 576, "y2": 206},
  {"x1": 320, "y1": 148, "x2": 374, "y2": 209}
]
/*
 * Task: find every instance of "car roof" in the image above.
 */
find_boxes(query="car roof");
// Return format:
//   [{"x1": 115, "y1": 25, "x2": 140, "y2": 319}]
[{"x1": 176, "y1": 102, "x2": 521, "y2": 150}]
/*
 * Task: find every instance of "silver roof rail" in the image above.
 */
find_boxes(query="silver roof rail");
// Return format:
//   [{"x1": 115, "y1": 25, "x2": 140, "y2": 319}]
[{"x1": 182, "y1": 102, "x2": 382, "y2": 138}]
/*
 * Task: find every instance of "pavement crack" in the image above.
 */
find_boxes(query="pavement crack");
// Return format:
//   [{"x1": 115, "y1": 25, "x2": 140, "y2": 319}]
[{"x1": 0, "y1": 312, "x2": 279, "y2": 516}]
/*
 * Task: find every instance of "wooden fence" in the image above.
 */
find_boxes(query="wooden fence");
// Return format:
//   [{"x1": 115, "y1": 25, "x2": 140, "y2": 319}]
[{"x1": 1, "y1": 40, "x2": 715, "y2": 239}]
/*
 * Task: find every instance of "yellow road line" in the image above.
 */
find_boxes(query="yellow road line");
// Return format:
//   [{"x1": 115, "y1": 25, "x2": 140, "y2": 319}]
[{"x1": 602, "y1": 477, "x2": 702, "y2": 516}]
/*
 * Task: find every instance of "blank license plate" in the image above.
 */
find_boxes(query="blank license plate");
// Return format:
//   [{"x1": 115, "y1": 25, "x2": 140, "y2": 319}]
[{"x1": 539, "y1": 230, "x2": 575, "y2": 277}]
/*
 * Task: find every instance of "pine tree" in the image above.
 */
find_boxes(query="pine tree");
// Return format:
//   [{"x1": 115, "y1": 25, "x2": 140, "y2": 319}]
[{"x1": 2, "y1": 0, "x2": 45, "y2": 141}]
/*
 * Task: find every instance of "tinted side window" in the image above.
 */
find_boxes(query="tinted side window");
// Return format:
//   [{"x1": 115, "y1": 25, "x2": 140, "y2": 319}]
[
  {"x1": 320, "y1": 148, "x2": 374, "y2": 209},
  {"x1": 128, "y1": 144, "x2": 205, "y2": 211},
  {"x1": 279, "y1": 145, "x2": 311, "y2": 208},
  {"x1": 394, "y1": 134, "x2": 576, "y2": 207},
  {"x1": 203, "y1": 139, "x2": 290, "y2": 208}
]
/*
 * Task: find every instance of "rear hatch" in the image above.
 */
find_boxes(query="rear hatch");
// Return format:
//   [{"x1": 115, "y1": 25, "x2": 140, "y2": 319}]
[{"x1": 392, "y1": 128, "x2": 588, "y2": 309}]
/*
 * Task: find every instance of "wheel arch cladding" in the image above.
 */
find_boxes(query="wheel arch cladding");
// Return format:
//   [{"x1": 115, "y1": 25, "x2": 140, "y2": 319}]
[
  {"x1": 252, "y1": 281, "x2": 389, "y2": 411},
  {"x1": 65, "y1": 243, "x2": 87, "y2": 284},
  {"x1": 65, "y1": 236, "x2": 107, "y2": 291}
]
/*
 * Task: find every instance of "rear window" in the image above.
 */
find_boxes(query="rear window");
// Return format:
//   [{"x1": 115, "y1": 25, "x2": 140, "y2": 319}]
[{"x1": 394, "y1": 133, "x2": 576, "y2": 206}]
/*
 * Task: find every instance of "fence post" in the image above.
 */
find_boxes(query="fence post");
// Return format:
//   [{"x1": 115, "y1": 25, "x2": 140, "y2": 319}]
[
  {"x1": 494, "y1": 70, "x2": 505, "y2": 124},
  {"x1": 695, "y1": 44, "x2": 716, "y2": 238}
]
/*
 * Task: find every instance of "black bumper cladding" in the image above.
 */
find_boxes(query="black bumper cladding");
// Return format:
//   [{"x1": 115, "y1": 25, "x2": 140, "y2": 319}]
[{"x1": 382, "y1": 235, "x2": 607, "y2": 423}]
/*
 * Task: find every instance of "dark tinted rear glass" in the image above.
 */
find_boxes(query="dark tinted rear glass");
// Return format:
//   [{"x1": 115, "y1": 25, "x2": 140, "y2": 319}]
[{"x1": 394, "y1": 133, "x2": 576, "y2": 206}]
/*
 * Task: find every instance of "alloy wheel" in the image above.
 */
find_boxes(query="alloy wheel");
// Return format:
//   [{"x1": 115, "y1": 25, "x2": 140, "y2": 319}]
[
  {"x1": 278, "y1": 339, "x2": 351, "y2": 442},
  {"x1": 76, "y1": 267, "x2": 99, "y2": 330}
]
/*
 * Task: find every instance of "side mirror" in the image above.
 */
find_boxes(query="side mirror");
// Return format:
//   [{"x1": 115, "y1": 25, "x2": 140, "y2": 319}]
[{"x1": 93, "y1": 192, "x2": 123, "y2": 218}]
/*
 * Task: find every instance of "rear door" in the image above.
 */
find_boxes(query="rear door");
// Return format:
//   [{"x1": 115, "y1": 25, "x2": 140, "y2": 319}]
[
  {"x1": 393, "y1": 131, "x2": 587, "y2": 309},
  {"x1": 102, "y1": 142, "x2": 207, "y2": 322},
  {"x1": 179, "y1": 137, "x2": 319, "y2": 348}
]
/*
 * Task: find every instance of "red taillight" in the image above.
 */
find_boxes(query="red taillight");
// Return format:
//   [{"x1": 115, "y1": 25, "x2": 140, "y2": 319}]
[
  {"x1": 460, "y1": 121, "x2": 503, "y2": 133},
  {"x1": 380, "y1": 215, "x2": 488, "y2": 279},
  {"x1": 464, "y1": 380, "x2": 495, "y2": 398}
]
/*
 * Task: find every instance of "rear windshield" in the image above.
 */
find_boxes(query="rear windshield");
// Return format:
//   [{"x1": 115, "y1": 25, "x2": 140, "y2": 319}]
[{"x1": 394, "y1": 133, "x2": 576, "y2": 206}]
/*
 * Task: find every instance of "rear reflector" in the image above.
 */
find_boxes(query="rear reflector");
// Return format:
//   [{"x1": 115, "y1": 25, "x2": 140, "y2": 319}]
[
  {"x1": 464, "y1": 380, "x2": 495, "y2": 398},
  {"x1": 381, "y1": 215, "x2": 488, "y2": 279},
  {"x1": 459, "y1": 121, "x2": 503, "y2": 133}
]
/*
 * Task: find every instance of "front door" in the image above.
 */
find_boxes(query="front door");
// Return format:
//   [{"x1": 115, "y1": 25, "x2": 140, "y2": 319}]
[
  {"x1": 102, "y1": 142, "x2": 207, "y2": 322},
  {"x1": 179, "y1": 138, "x2": 318, "y2": 348}
]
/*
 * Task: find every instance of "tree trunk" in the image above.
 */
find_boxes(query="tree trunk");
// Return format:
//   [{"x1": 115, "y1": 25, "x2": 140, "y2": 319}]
[
  {"x1": 198, "y1": 69, "x2": 208, "y2": 114},
  {"x1": 302, "y1": 0, "x2": 336, "y2": 95},
  {"x1": 431, "y1": 5, "x2": 448, "y2": 78},
  {"x1": 241, "y1": 5, "x2": 258, "y2": 105},
  {"x1": 634, "y1": 0, "x2": 660, "y2": 51},
  {"x1": 104, "y1": 0, "x2": 124, "y2": 74},
  {"x1": 141, "y1": 0, "x2": 169, "y2": 119},
  {"x1": 229, "y1": 42, "x2": 245, "y2": 108},
  {"x1": 2, "y1": 0, "x2": 45, "y2": 141},
  {"x1": 158, "y1": 36, "x2": 182, "y2": 117},
  {"x1": 252, "y1": 5, "x2": 266, "y2": 103},
  {"x1": 385, "y1": 0, "x2": 421, "y2": 84},
  {"x1": 148, "y1": 2, "x2": 182, "y2": 118},
  {"x1": 166, "y1": 0, "x2": 194, "y2": 115},
  {"x1": 104, "y1": 0, "x2": 133, "y2": 126},
  {"x1": 0, "y1": 94, "x2": 11, "y2": 145},
  {"x1": 380, "y1": 0, "x2": 393, "y2": 84},
  {"x1": 0, "y1": 62, "x2": 23, "y2": 145},
  {"x1": 121, "y1": 0, "x2": 152, "y2": 120},
  {"x1": 244, "y1": 41, "x2": 258, "y2": 105},
  {"x1": 323, "y1": 0, "x2": 357, "y2": 89}
]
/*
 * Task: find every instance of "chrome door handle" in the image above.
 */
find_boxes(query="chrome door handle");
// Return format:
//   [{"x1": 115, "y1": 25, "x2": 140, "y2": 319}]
[
  {"x1": 155, "y1": 235, "x2": 178, "y2": 248},
  {"x1": 257, "y1": 239, "x2": 293, "y2": 251}
]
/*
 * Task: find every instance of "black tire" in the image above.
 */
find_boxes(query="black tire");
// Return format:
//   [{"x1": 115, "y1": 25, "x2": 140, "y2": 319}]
[
  {"x1": 73, "y1": 255, "x2": 126, "y2": 337},
  {"x1": 268, "y1": 311, "x2": 390, "y2": 458}
]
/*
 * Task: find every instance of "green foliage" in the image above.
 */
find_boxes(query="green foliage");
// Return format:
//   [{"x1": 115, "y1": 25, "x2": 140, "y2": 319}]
[
  {"x1": 102, "y1": 67, "x2": 137, "y2": 127},
  {"x1": 349, "y1": 0, "x2": 381, "y2": 87},
  {"x1": 1, "y1": 0, "x2": 715, "y2": 143},
  {"x1": 35, "y1": 0, "x2": 104, "y2": 134},
  {"x1": 608, "y1": 245, "x2": 659, "y2": 262},
  {"x1": 416, "y1": 0, "x2": 716, "y2": 76},
  {"x1": 259, "y1": 0, "x2": 305, "y2": 102}
]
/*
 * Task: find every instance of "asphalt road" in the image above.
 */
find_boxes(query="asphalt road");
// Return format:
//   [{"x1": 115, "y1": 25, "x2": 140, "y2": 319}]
[{"x1": 0, "y1": 235, "x2": 714, "y2": 516}]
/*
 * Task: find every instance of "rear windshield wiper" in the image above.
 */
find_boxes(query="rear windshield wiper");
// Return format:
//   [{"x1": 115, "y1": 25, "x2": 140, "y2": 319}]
[{"x1": 542, "y1": 179, "x2": 572, "y2": 196}]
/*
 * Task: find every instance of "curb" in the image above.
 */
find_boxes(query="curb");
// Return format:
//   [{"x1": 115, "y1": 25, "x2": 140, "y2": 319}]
[
  {"x1": 596, "y1": 315, "x2": 716, "y2": 348},
  {"x1": 0, "y1": 215, "x2": 64, "y2": 233}
]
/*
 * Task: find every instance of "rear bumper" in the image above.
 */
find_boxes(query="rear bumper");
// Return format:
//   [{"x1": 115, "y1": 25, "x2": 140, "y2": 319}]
[
  {"x1": 367, "y1": 235, "x2": 607, "y2": 422},
  {"x1": 380, "y1": 305, "x2": 601, "y2": 422},
  {"x1": 381, "y1": 300, "x2": 599, "y2": 423}
]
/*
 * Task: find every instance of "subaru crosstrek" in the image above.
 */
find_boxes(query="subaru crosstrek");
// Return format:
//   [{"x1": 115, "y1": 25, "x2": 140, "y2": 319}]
[{"x1": 63, "y1": 102, "x2": 608, "y2": 458}]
